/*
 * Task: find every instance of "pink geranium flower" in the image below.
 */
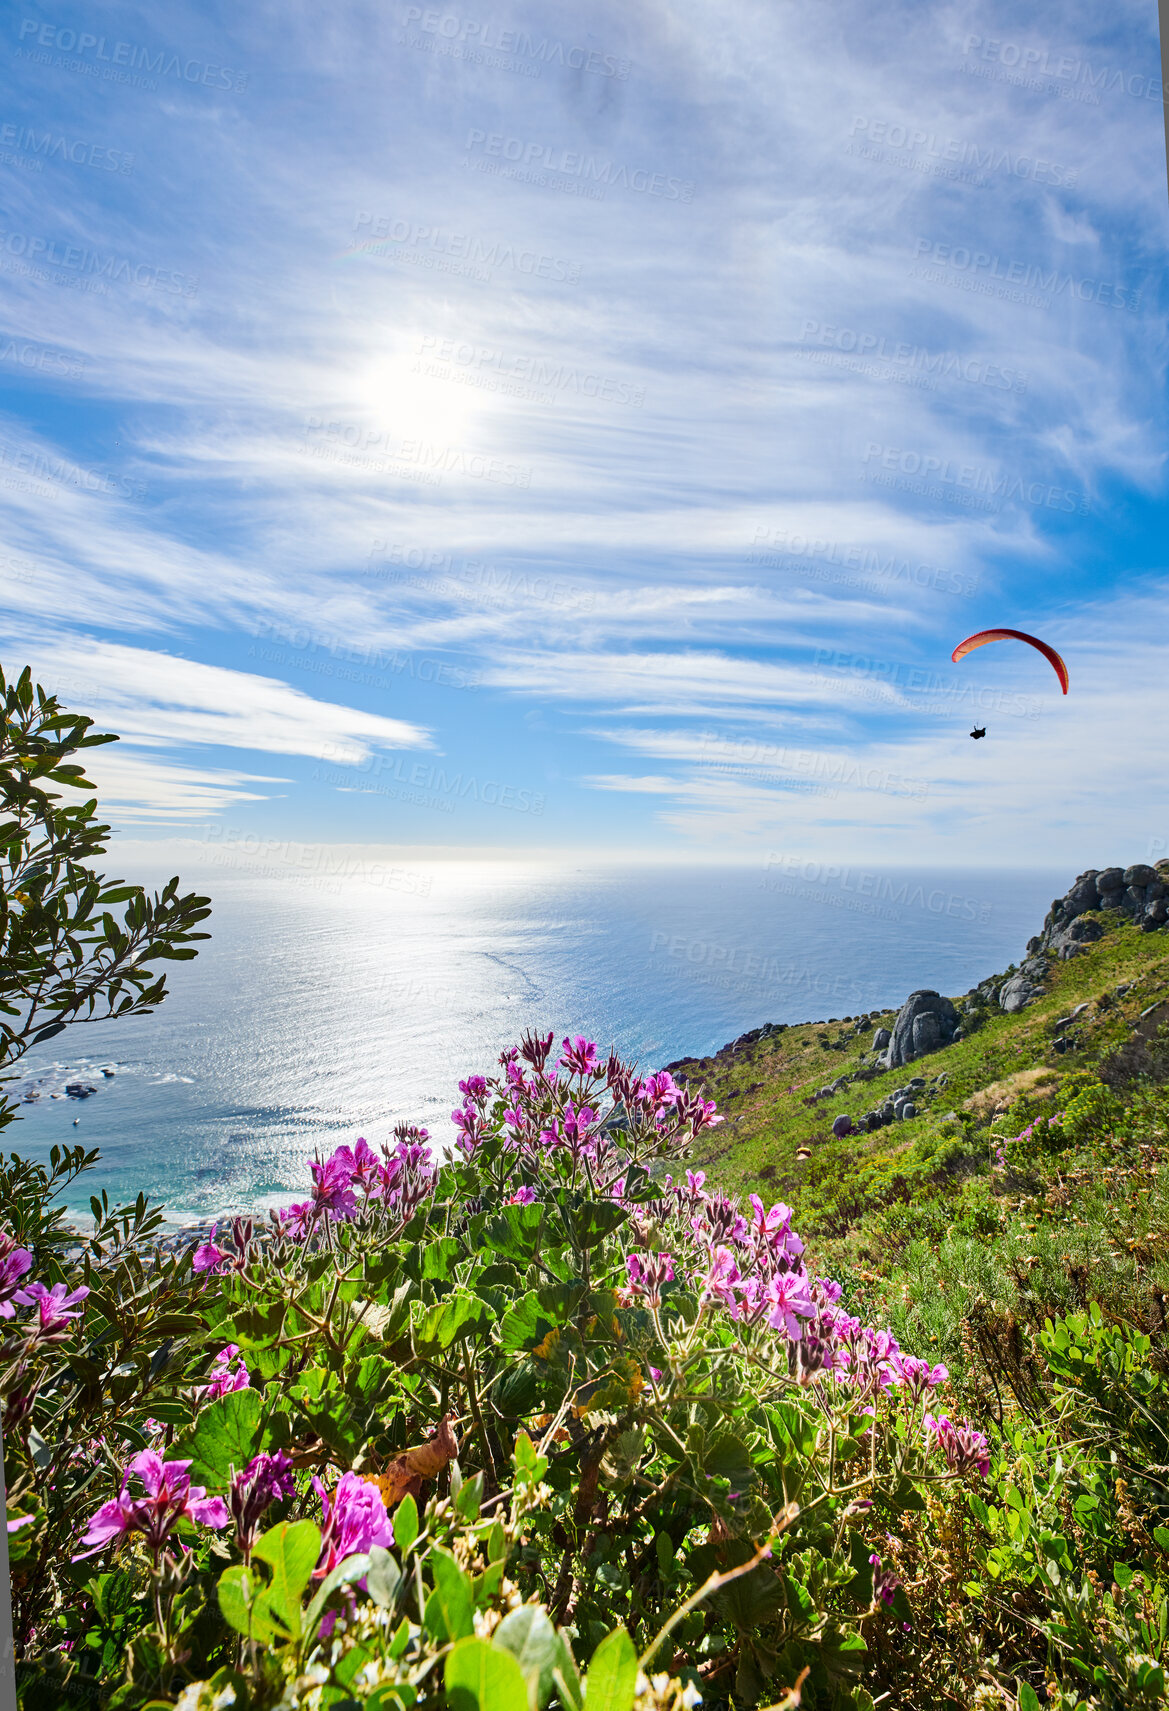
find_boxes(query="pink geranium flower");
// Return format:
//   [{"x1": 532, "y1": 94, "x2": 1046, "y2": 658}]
[
  {"x1": 560, "y1": 1036, "x2": 601, "y2": 1076},
  {"x1": 312, "y1": 1470, "x2": 395, "y2": 1579},
  {"x1": 12, "y1": 1281, "x2": 89, "y2": 1340},
  {"x1": 764, "y1": 1272, "x2": 815, "y2": 1341},
  {"x1": 192, "y1": 1223, "x2": 230, "y2": 1274},
  {"x1": 924, "y1": 1414, "x2": 990, "y2": 1477},
  {"x1": 73, "y1": 1452, "x2": 229, "y2": 1561},
  {"x1": 196, "y1": 1345, "x2": 250, "y2": 1402},
  {"x1": 0, "y1": 1232, "x2": 34, "y2": 1319}
]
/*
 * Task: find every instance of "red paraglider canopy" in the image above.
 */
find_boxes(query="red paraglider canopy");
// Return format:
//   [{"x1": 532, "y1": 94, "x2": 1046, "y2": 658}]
[{"x1": 951, "y1": 628, "x2": 1069, "y2": 694}]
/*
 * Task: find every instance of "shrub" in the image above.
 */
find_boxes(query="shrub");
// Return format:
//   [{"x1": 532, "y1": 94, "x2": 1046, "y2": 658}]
[{"x1": 3, "y1": 1033, "x2": 988, "y2": 1710}]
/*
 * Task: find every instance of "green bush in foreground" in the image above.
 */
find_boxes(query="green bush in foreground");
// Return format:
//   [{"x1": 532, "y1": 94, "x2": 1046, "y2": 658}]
[{"x1": 4, "y1": 1035, "x2": 989, "y2": 1711}]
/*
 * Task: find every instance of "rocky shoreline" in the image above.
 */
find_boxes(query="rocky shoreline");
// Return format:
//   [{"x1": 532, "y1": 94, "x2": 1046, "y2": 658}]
[
  {"x1": 60, "y1": 860, "x2": 1169, "y2": 1245},
  {"x1": 670, "y1": 859, "x2": 1169, "y2": 1138}
]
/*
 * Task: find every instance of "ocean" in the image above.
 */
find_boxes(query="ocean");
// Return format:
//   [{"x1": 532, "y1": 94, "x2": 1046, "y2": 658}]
[{"x1": 3, "y1": 859, "x2": 1065, "y2": 1227}]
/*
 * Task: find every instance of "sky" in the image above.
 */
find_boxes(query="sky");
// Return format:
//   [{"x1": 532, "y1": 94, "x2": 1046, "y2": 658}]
[{"x1": 1, "y1": 0, "x2": 1167, "y2": 869}]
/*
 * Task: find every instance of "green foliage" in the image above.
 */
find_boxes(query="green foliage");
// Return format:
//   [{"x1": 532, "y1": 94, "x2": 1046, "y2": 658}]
[{"x1": 1, "y1": 662, "x2": 210, "y2": 1130}]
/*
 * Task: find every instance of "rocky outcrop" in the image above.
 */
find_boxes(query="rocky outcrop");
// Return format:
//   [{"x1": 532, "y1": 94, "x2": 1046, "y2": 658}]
[
  {"x1": 880, "y1": 990, "x2": 961, "y2": 1069},
  {"x1": 998, "y1": 954, "x2": 1051, "y2": 1013},
  {"x1": 1029, "y1": 862, "x2": 1169, "y2": 959}
]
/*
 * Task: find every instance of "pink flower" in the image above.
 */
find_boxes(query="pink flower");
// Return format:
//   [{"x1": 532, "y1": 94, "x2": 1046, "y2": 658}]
[
  {"x1": 276, "y1": 1200, "x2": 315, "y2": 1239},
  {"x1": 312, "y1": 1470, "x2": 395, "y2": 1579},
  {"x1": 230, "y1": 1450, "x2": 296, "y2": 1557},
  {"x1": 508, "y1": 1186, "x2": 536, "y2": 1205},
  {"x1": 197, "y1": 1345, "x2": 250, "y2": 1402},
  {"x1": 193, "y1": 1224, "x2": 230, "y2": 1274},
  {"x1": 539, "y1": 1101, "x2": 598, "y2": 1164},
  {"x1": 451, "y1": 1103, "x2": 485, "y2": 1156},
  {"x1": 310, "y1": 1153, "x2": 358, "y2": 1220},
  {"x1": 868, "y1": 1551, "x2": 899, "y2": 1607},
  {"x1": 458, "y1": 1075, "x2": 490, "y2": 1102},
  {"x1": 0, "y1": 1232, "x2": 34, "y2": 1319},
  {"x1": 559, "y1": 1036, "x2": 600, "y2": 1076},
  {"x1": 639, "y1": 1070, "x2": 679, "y2": 1110},
  {"x1": 893, "y1": 1355, "x2": 948, "y2": 1404},
  {"x1": 764, "y1": 1272, "x2": 815, "y2": 1341},
  {"x1": 701, "y1": 1245, "x2": 743, "y2": 1312},
  {"x1": 12, "y1": 1281, "x2": 89, "y2": 1339},
  {"x1": 625, "y1": 1252, "x2": 674, "y2": 1307},
  {"x1": 73, "y1": 1452, "x2": 229, "y2": 1561},
  {"x1": 924, "y1": 1414, "x2": 990, "y2": 1477},
  {"x1": 344, "y1": 1138, "x2": 381, "y2": 1193}
]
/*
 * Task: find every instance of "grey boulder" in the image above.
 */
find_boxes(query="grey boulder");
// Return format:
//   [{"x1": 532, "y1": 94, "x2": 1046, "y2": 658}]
[{"x1": 881, "y1": 990, "x2": 961, "y2": 1069}]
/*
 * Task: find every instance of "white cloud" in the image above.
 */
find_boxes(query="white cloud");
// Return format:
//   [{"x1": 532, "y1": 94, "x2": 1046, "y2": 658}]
[{"x1": 8, "y1": 634, "x2": 432, "y2": 764}]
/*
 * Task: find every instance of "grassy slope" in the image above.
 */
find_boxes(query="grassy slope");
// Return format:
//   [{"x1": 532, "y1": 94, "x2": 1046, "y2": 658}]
[
  {"x1": 669, "y1": 910, "x2": 1169, "y2": 1706},
  {"x1": 675, "y1": 911, "x2": 1169, "y2": 1215}
]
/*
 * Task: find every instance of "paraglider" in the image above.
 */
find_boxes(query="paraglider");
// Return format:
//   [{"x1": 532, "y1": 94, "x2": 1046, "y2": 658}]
[
  {"x1": 951, "y1": 628, "x2": 1069, "y2": 693},
  {"x1": 969, "y1": 727, "x2": 986, "y2": 740}
]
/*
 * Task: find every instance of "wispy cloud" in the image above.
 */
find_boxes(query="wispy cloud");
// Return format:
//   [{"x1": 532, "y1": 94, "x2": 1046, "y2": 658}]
[{"x1": 0, "y1": 0, "x2": 1164, "y2": 858}]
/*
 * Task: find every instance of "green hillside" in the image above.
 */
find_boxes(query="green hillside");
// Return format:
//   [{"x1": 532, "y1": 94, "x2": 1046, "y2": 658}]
[{"x1": 663, "y1": 899, "x2": 1169, "y2": 1707}]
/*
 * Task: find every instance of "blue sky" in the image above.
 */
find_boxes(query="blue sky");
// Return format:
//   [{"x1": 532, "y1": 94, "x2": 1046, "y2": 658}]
[{"x1": 1, "y1": 0, "x2": 1167, "y2": 868}]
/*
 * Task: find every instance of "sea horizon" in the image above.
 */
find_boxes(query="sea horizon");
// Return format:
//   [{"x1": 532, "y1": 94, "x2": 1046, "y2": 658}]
[{"x1": 5, "y1": 856, "x2": 1068, "y2": 1229}]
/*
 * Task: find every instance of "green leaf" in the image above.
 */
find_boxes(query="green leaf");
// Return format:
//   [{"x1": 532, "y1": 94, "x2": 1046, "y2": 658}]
[
  {"x1": 846, "y1": 1531, "x2": 875, "y2": 1608},
  {"x1": 304, "y1": 1552, "x2": 372, "y2": 1640},
  {"x1": 217, "y1": 1564, "x2": 288, "y2": 1646},
  {"x1": 411, "y1": 1288, "x2": 491, "y2": 1353},
  {"x1": 366, "y1": 1688, "x2": 417, "y2": 1711},
  {"x1": 248, "y1": 1519, "x2": 322, "y2": 1640},
  {"x1": 394, "y1": 1494, "x2": 419, "y2": 1553},
  {"x1": 367, "y1": 1545, "x2": 402, "y2": 1608},
  {"x1": 177, "y1": 1386, "x2": 264, "y2": 1491},
  {"x1": 484, "y1": 1202, "x2": 545, "y2": 1263},
  {"x1": 445, "y1": 1636, "x2": 529, "y2": 1711},
  {"x1": 425, "y1": 1548, "x2": 475, "y2": 1642},
  {"x1": 569, "y1": 1201, "x2": 627, "y2": 1250},
  {"x1": 500, "y1": 1293, "x2": 558, "y2": 1358},
  {"x1": 1017, "y1": 1684, "x2": 1041, "y2": 1711},
  {"x1": 493, "y1": 1605, "x2": 562, "y2": 1710},
  {"x1": 583, "y1": 1627, "x2": 638, "y2": 1711},
  {"x1": 420, "y1": 1237, "x2": 464, "y2": 1282}
]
